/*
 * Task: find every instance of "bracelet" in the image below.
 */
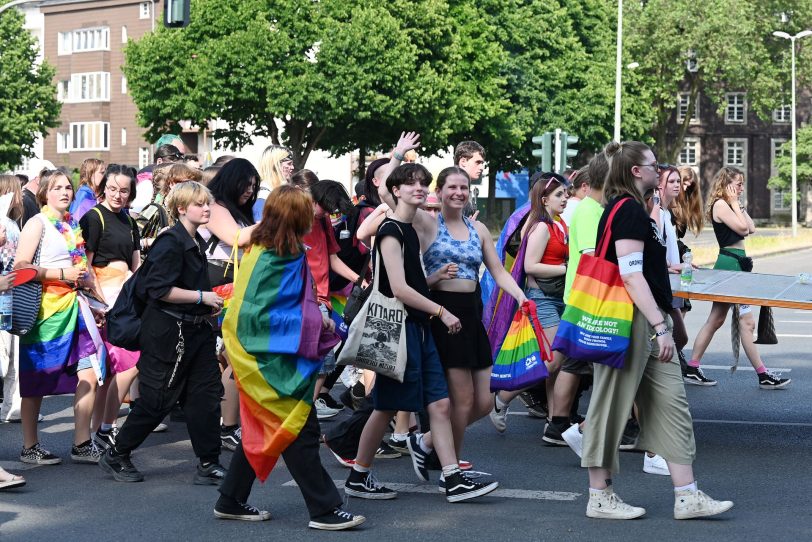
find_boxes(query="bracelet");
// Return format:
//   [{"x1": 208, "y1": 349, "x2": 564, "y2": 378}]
[
  {"x1": 393, "y1": 151, "x2": 405, "y2": 161},
  {"x1": 196, "y1": 290, "x2": 202, "y2": 304},
  {"x1": 436, "y1": 306, "x2": 444, "y2": 319},
  {"x1": 650, "y1": 327, "x2": 672, "y2": 340}
]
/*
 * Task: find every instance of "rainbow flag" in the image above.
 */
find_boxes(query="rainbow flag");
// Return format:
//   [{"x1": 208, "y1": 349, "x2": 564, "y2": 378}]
[
  {"x1": 19, "y1": 282, "x2": 99, "y2": 397},
  {"x1": 212, "y1": 282, "x2": 234, "y2": 329},
  {"x1": 328, "y1": 283, "x2": 352, "y2": 341},
  {"x1": 222, "y1": 247, "x2": 323, "y2": 481},
  {"x1": 69, "y1": 185, "x2": 97, "y2": 222},
  {"x1": 491, "y1": 301, "x2": 550, "y2": 391},
  {"x1": 551, "y1": 200, "x2": 633, "y2": 368}
]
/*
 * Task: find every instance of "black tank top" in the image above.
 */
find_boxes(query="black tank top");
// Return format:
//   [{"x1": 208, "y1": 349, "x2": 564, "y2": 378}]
[{"x1": 711, "y1": 202, "x2": 744, "y2": 248}]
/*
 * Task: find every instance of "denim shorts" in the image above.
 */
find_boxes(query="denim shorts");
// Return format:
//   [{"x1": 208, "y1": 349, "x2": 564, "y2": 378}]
[
  {"x1": 372, "y1": 321, "x2": 449, "y2": 413},
  {"x1": 319, "y1": 304, "x2": 337, "y2": 376},
  {"x1": 525, "y1": 287, "x2": 565, "y2": 329}
]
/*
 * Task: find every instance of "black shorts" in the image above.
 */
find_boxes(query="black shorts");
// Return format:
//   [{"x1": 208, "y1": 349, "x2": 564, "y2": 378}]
[{"x1": 429, "y1": 290, "x2": 493, "y2": 370}]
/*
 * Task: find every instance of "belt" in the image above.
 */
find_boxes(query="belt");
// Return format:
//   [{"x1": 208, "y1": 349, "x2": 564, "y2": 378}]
[
  {"x1": 157, "y1": 307, "x2": 209, "y2": 325},
  {"x1": 208, "y1": 259, "x2": 229, "y2": 269}
]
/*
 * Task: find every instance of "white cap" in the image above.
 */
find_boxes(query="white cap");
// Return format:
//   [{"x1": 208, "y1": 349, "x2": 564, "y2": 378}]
[{"x1": 25, "y1": 158, "x2": 56, "y2": 180}]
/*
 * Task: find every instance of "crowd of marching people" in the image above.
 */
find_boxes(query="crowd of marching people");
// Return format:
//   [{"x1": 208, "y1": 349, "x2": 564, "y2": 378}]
[{"x1": 1, "y1": 128, "x2": 795, "y2": 528}]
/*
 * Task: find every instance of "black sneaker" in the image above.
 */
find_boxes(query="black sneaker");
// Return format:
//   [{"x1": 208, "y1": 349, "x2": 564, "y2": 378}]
[
  {"x1": 71, "y1": 440, "x2": 102, "y2": 464},
  {"x1": 93, "y1": 427, "x2": 118, "y2": 451},
  {"x1": 318, "y1": 392, "x2": 343, "y2": 411},
  {"x1": 220, "y1": 425, "x2": 241, "y2": 452},
  {"x1": 439, "y1": 470, "x2": 493, "y2": 493},
  {"x1": 99, "y1": 449, "x2": 144, "y2": 482},
  {"x1": 20, "y1": 443, "x2": 61, "y2": 465},
  {"x1": 344, "y1": 469, "x2": 397, "y2": 500},
  {"x1": 406, "y1": 433, "x2": 430, "y2": 482},
  {"x1": 445, "y1": 470, "x2": 499, "y2": 503},
  {"x1": 308, "y1": 507, "x2": 366, "y2": 530},
  {"x1": 619, "y1": 418, "x2": 639, "y2": 451},
  {"x1": 375, "y1": 440, "x2": 401, "y2": 459},
  {"x1": 758, "y1": 371, "x2": 791, "y2": 390},
  {"x1": 683, "y1": 365, "x2": 718, "y2": 386},
  {"x1": 194, "y1": 462, "x2": 227, "y2": 485},
  {"x1": 214, "y1": 496, "x2": 271, "y2": 521},
  {"x1": 518, "y1": 391, "x2": 548, "y2": 419},
  {"x1": 386, "y1": 435, "x2": 410, "y2": 455},
  {"x1": 542, "y1": 421, "x2": 570, "y2": 446}
]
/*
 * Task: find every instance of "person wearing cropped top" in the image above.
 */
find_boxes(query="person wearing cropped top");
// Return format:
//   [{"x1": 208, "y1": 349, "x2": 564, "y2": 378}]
[
  {"x1": 419, "y1": 166, "x2": 526, "y2": 463},
  {"x1": 490, "y1": 175, "x2": 568, "y2": 443},
  {"x1": 687, "y1": 167, "x2": 790, "y2": 389}
]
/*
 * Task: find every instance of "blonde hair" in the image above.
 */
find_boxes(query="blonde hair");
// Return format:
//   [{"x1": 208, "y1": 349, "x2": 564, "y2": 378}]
[
  {"x1": 705, "y1": 166, "x2": 743, "y2": 222},
  {"x1": 673, "y1": 166, "x2": 704, "y2": 236},
  {"x1": 0, "y1": 175, "x2": 24, "y2": 222},
  {"x1": 78, "y1": 158, "x2": 105, "y2": 191},
  {"x1": 257, "y1": 145, "x2": 291, "y2": 190},
  {"x1": 602, "y1": 141, "x2": 651, "y2": 207},
  {"x1": 165, "y1": 181, "x2": 213, "y2": 221}
]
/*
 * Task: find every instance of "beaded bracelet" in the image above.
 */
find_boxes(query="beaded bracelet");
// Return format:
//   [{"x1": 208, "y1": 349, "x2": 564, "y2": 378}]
[{"x1": 196, "y1": 290, "x2": 203, "y2": 304}]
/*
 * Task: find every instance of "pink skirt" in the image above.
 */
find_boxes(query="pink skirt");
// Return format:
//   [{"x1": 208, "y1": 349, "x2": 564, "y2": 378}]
[{"x1": 95, "y1": 266, "x2": 140, "y2": 373}]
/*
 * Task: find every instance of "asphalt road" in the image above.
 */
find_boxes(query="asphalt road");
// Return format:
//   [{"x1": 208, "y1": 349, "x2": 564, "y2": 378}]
[{"x1": 2, "y1": 249, "x2": 811, "y2": 541}]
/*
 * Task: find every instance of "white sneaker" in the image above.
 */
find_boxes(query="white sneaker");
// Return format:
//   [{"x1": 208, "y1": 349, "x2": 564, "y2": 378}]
[
  {"x1": 586, "y1": 487, "x2": 646, "y2": 520},
  {"x1": 488, "y1": 396, "x2": 509, "y2": 433},
  {"x1": 562, "y1": 424, "x2": 583, "y2": 459},
  {"x1": 674, "y1": 488, "x2": 733, "y2": 520},
  {"x1": 643, "y1": 453, "x2": 670, "y2": 476},
  {"x1": 315, "y1": 398, "x2": 340, "y2": 420}
]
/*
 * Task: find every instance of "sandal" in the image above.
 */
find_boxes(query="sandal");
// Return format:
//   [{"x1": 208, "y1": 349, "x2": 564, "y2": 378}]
[{"x1": 0, "y1": 472, "x2": 26, "y2": 490}]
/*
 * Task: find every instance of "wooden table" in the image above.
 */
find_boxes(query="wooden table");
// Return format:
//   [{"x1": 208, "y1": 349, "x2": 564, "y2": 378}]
[{"x1": 670, "y1": 269, "x2": 812, "y2": 310}]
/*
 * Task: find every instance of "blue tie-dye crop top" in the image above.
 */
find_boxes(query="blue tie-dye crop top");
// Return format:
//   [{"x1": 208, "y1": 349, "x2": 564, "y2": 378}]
[{"x1": 423, "y1": 213, "x2": 482, "y2": 281}]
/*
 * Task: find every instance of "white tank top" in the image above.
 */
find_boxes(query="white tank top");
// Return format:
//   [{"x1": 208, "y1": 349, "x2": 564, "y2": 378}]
[{"x1": 35, "y1": 214, "x2": 72, "y2": 268}]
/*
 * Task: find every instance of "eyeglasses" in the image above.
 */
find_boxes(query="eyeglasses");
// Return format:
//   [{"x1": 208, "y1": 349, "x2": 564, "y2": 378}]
[
  {"x1": 105, "y1": 186, "x2": 131, "y2": 196},
  {"x1": 638, "y1": 162, "x2": 659, "y2": 171}
]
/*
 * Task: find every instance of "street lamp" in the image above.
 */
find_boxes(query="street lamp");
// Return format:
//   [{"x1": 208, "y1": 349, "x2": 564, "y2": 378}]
[
  {"x1": 613, "y1": 0, "x2": 623, "y2": 142},
  {"x1": 773, "y1": 29, "x2": 812, "y2": 237}
]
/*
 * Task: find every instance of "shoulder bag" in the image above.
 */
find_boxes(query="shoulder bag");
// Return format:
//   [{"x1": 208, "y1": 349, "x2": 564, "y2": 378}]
[{"x1": 10, "y1": 220, "x2": 46, "y2": 335}]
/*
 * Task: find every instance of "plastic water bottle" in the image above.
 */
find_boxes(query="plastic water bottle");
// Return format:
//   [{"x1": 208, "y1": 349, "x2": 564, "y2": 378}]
[
  {"x1": 799, "y1": 273, "x2": 811, "y2": 285},
  {"x1": 680, "y1": 252, "x2": 693, "y2": 291},
  {"x1": 0, "y1": 287, "x2": 12, "y2": 331}
]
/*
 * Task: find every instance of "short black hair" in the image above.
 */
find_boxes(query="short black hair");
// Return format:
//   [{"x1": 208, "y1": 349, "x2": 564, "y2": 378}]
[
  {"x1": 311, "y1": 180, "x2": 353, "y2": 216},
  {"x1": 98, "y1": 164, "x2": 137, "y2": 204},
  {"x1": 453, "y1": 141, "x2": 485, "y2": 165},
  {"x1": 386, "y1": 163, "x2": 432, "y2": 201},
  {"x1": 154, "y1": 144, "x2": 182, "y2": 163},
  {"x1": 364, "y1": 158, "x2": 389, "y2": 207}
]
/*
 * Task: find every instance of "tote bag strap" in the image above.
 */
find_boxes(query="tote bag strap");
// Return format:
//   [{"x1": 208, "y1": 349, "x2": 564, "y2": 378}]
[
  {"x1": 371, "y1": 221, "x2": 405, "y2": 294},
  {"x1": 595, "y1": 197, "x2": 632, "y2": 260}
]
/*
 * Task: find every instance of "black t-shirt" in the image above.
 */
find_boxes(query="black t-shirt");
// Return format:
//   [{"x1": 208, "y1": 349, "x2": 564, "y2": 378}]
[
  {"x1": 374, "y1": 218, "x2": 429, "y2": 322},
  {"x1": 136, "y1": 221, "x2": 212, "y2": 316},
  {"x1": 80, "y1": 205, "x2": 141, "y2": 267},
  {"x1": 22, "y1": 188, "x2": 39, "y2": 227},
  {"x1": 596, "y1": 197, "x2": 672, "y2": 312}
]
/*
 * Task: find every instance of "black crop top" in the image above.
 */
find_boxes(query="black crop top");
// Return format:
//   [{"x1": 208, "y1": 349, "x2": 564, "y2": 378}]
[
  {"x1": 711, "y1": 203, "x2": 744, "y2": 248},
  {"x1": 80, "y1": 204, "x2": 141, "y2": 267}
]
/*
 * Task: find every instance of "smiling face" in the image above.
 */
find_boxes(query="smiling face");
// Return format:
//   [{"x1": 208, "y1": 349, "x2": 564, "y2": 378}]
[
  {"x1": 280, "y1": 158, "x2": 295, "y2": 181},
  {"x1": 393, "y1": 180, "x2": 428, "y2": 207},
  {"x1": 46, "y1": 174, "x2": 74, "y2": 213},
  {"x1": 103, "y1": 173, "x2": 131, "y2": 212},
  {"x1": 438, "y1": 172, "x2": 470, "y2": 211}
]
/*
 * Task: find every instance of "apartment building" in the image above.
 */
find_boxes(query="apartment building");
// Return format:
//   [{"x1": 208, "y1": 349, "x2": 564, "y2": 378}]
[
  {"x1": 40, "y1": 0, "x2": 161, "y2": 170},
  {"x1": 668, "y1": 89, "x2": 811, "y2": 222}
]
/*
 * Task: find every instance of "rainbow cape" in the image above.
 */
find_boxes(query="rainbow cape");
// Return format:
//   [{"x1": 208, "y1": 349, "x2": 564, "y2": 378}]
[
  {"x1": 222, "y1": 247, "x2": 323, "y2": 481},
  {"x1": 19, "y1": 282, "x2": 102, "y2": 397},
  {"x1": 69, "y1": 184, "x2": 97, "y2": 222},
  {"x1": 212, "y1": 282, "x2": 233, "y2": 329}
]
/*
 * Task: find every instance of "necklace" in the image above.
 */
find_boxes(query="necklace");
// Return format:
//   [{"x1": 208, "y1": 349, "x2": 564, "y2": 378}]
[{"x1": 41, "y1": 206, "x2": 88, "y2": 271}]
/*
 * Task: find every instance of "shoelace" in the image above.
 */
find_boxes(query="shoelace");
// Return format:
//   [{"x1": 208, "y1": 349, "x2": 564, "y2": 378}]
[
  {"x1": 234, "y1": 427, "x2": 242, "y2": 439},
  {"x1": 363, "y1": 472, "x2": 384, "y2": 491},
  {"x1": 240, "y1": 502, "x2": 261, "y2": 514},
  {"x1": 763, "y1": 371, "x2": 784, "y2": 381},
  {"x1": 607, "y1": 492, "x2": 630, "y2": 509},
  {"x1": 333, "y1": 508, "x2": 353, "y2": 520}
]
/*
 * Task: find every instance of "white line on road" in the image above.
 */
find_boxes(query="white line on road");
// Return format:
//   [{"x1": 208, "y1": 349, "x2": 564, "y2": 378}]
[
  {"x1": 777, "y1": 320, "x2": 812, "y2": 324},
  {"x1": 694, "y1": 419, "x2": 812, "y2": 428},
  {"x1": 700, "y1": 365, "x2": 791, "y2": 372},
  {"x1": 282, "y1": 479, "x2": 581, "y2": 501},
  {"x1": 776, "y1": 334, "x2": 812, "y2": 338}
]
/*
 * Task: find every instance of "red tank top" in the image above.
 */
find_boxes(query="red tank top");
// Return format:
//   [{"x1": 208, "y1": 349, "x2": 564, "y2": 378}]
[{"x1": 539, "y1": 219, "x2": 569, "y2": 265}]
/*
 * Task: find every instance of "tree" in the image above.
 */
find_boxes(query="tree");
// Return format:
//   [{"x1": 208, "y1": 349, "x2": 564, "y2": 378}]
[
  {"x1": 124, "y1": 0, "x2": 504, "y2": 170},
  {"x1": 0, "y1": 9, "x2": 61, "y2": 171},
  {"x1": 768, "y1": 126, "x2": 812, "y2": 199},
  {"x1": 623, "y1": 0, "x2": 801, "y2": 163}
]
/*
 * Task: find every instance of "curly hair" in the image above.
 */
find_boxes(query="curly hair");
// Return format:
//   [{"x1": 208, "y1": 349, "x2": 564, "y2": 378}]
[
  {"x1": 705, "y1": 166, "x2": 743, "y2": 222},
  {"x1": 673, "y1": 166, "x2": 703, "y2": 236}
]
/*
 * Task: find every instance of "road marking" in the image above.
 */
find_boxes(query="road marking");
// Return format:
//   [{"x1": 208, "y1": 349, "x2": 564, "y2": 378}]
[
  {"x1": 694, "y1": 419, "x2": 812, "y2": 428},
  {"x1": 777, "y1": 320, "x2": 812, "y2": 324},
  {"x1": 700, "y1": 365, "x2": 791, "y2": 373},
  {"x1": 283, "y1": 479, "x2": 581, "y2": 501},
  {"x1": 776, "y1": 334, "x2": 812, "y2": 338}
]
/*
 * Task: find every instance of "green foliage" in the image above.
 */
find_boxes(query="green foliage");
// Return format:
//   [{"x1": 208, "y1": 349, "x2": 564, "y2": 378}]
[
  {"x1": 0, "y1": 9, "x2": 61, "y2": 171},
  {"x1": 768, "y1": 126, "x2": 812, "y2": 196}
]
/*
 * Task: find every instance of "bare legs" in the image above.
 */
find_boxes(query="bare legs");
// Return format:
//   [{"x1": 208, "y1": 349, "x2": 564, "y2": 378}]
[{"x1": 689, "y1": 302, "x2": 765, "y2": 369}]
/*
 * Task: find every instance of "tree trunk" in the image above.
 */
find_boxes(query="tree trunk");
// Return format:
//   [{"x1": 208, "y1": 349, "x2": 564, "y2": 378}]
[
  {"x1": 486, "y1": 167, "x2": 497, "y2": 227},
  {"x1": 358, "y1": 140, "x2": 367, "y2": 187}
]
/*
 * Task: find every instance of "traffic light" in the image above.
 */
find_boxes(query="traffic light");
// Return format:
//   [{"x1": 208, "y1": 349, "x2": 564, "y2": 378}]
[
  {"x1": 531, "y1": 132, "x2": 553, "y2": 172},
  {"x1": 554, "y1": 129, "x2": 578, "y2": 173},
  {"x1": 164, "y1": 0, "x2": 190, "y2": 28}
]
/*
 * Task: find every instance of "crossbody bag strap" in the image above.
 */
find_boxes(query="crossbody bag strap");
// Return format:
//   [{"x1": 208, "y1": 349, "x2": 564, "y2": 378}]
[
  {"x1": 595, "y1": 197, "x2": 632, "y2": 260},
  {"x1": 371, "y1": 221, "x2": 406, "y2": 294}
]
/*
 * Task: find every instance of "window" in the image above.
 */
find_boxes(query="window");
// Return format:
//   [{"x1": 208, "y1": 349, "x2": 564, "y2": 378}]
[
  {"x1": 773, "y1": 105, "x2": 791, "y2": 124},
  {"x1": 771, "y1": 138, "x2": 790, "y2": 212},
  {"x1": 121, "y1": 75, "x2": 128, "y2": 94},
  {"x1": 121, "y1": 25, "x2": 128, "y2": 43},
  {"x1": 70, "y1": 122, "x2": 110, "y2": 151},
  {"x1": 140, "y1": 2, "x2": 151, "y2": 19},
  {"x1": 723, "y1": 138, "x2": 747, "y2": 167},
  {"x1": 677, "y1": 93, "x2": 699, "y2": 124},
  {"x1": 59, "y1": 72, "x2": 110, "y2": 102},
  {"x1": 139, "y1": 147, "x2": 151, "y2": 169},
  {"x1": 58, "y1": 27, "x2": 110, "y2": 55},
  {"x1": 56, "y1": 132, "x2": 70, "y2": 153},
  {"x1": 678, "y1": 138, "x2": 700, "y2": 166},
  {"x1": 121, "y1": 128, "x2": 127, "y2": 147},
  {"x1": 725, "y1": 93, "x2": 746, "y2": 124}
]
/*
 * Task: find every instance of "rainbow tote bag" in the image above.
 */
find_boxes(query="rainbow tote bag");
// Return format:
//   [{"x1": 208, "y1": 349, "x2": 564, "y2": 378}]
[
  {"x1": 490, "y1": 300, "x2": 552, "y2": 391},
  {"x1": 551, "y1": 199, "x2": 633, "y2": 369}
]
